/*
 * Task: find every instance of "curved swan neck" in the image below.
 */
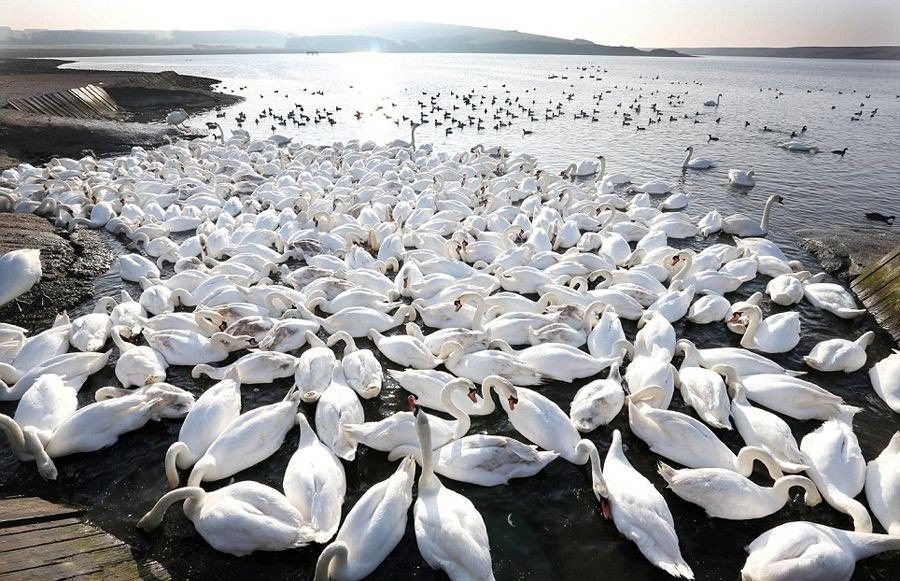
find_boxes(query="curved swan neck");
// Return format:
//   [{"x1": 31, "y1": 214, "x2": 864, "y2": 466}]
[
  {"x1": 734, "y1": 446, "x2": 784, "y2": 479},
  {"x1": 165, "y1": 441, "x2": 189, "y2": 488},
  {"x1": 315, "y1": 542, "x2": 349, "y2": 581},
  {"x1": 576, "y1": 439, "x2": 607, "y2": 494},
  {"x1": 0, "y1": 415, "x2": 28, "y2": 460},
  {"x1": 682, "y1": 148, "x2": 692, "y2": 168},
  {"x1": 739, "y1": 307, "x2": 762, "y2": 349},
  {"x1": 759, "y1": 195, "x2": 778, "y2": 230},
  {"x1": 138, "y1": 487, "x2": 205, "y2": 530},
  {"x1": 772, "y1": 475, "x2": 819, "y2": 505},
  {"x1": 440, "y1": 382, "x2": 472, "y2": 435}
]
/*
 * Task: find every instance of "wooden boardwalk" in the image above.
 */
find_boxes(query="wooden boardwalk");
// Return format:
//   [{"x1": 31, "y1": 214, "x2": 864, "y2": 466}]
[
  {"x1": 851, "y1": 243, "x2": 900, "y2": 344},
  {"x1": 0, "y1": 496, "x2": 169, "y2": 580}
]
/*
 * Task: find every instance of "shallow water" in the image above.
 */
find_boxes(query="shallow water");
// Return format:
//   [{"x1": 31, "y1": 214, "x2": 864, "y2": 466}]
[{"x1": 1, "y1": 53, "x2": 897, "y2": 580}]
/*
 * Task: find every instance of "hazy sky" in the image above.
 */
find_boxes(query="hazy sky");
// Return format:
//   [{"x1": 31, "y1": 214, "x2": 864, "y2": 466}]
[{"x1": 3, "y1": 0, "x2": 899, "y2": 47}]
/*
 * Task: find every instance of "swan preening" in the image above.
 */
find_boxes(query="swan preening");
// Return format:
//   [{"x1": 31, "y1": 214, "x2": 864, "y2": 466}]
[{"x1": 2, "y1": 129, "x2": 892, "y2": 580}]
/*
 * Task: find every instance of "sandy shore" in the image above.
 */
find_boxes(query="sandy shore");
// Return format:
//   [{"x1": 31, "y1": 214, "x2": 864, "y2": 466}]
[{"x1": 0, "y1": 58, "x2": 241, "y2": 168}]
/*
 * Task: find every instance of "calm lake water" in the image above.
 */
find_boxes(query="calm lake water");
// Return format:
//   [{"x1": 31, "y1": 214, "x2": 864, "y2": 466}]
[{"x1": 1, "y1": 53, "x2": 897, "y2": 580}]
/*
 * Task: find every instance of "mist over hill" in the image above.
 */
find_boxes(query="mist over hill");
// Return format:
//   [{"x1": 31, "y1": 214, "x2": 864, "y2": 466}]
[{"x1": 0, "y1": 22, "x2": 686, "y2": 57}]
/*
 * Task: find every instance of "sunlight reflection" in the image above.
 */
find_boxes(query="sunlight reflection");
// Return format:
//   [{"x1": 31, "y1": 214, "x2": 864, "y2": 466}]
[{"x1": 340, "y1": 52, "x2": 398, "y2": 144}]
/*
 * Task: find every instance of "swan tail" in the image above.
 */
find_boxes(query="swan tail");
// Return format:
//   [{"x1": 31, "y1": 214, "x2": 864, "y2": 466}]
[
  {"x1": 785, "y1": 369, "x2": 807, "y2": 377},
  {"x1": 658, "y1": 561, "x2": 694, "y2": 580},
  {"x1": 656, "y1": 462, "x2": 678, "y2": 485},
  {"x1": 779, "y1": 461, "x2": 810, "y2": 474}
]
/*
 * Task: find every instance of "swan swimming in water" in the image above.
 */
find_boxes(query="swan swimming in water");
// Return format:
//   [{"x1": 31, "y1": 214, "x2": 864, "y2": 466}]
[
  {"x1": 721, "y1": 195, "x2": 784, "y2": 237},
  {"x1": 681, "y1": 147, "x2": 713, "y2": 170}
]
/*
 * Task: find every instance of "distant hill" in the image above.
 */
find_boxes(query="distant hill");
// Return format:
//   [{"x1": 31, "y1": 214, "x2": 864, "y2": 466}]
[
  {"x1": 287, "y1": 22, "x2": 687, "y2": 56},
  {"x1": 680, "y1": 46, "x2": 900, "y2": 60},
  {"x1": 0, "y1": 23, "x2": 686, "y2": 58}
]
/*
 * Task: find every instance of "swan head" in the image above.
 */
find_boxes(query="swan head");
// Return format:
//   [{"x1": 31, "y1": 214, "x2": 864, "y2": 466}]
[{"x1": 482, "y1": 375, "x2": 518, "y2": 410}]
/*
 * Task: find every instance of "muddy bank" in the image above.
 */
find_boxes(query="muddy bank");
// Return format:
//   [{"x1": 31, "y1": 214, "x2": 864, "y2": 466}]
[
  {"x1": 0, "y1": 214, "x2": 114, "y2": 330},
  {"x1": 0, "y1": 58, "x2": 242, "y2": 169},
  {"x1": 797, "y1": 226, "x2": 900, "y2": 280}
]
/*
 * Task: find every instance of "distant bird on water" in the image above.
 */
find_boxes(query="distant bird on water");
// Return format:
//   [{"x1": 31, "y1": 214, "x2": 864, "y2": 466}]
[
  {"x1": 831, "y1": 148, "x2": 848, "y2": 158},
  {"x1": 165, "y1": 109, "x2": 189, "y2": 129},
  {"x1": 0, "y1": 249, "x2": 42, "y2": 309},
  {"x1": 865, "y1": 212, "x2": 895, "y2": 225},
  {"x1": 707, "y1": 134, "x2": 719, "y2": 142}
]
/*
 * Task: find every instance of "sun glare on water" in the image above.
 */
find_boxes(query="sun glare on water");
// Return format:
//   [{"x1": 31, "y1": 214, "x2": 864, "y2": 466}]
[{"x1": 339, "y1": 51, "x2": 399, "y2": 144}]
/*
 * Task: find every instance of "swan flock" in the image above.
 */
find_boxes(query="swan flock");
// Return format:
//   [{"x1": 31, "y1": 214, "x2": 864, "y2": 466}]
[{"x1": 0, "y1": 131, "x2": 897, "y2": 581}]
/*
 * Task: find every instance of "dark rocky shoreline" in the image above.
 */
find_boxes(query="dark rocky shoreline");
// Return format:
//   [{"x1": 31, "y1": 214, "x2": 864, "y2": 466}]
[
  {"x1": 0, "y1": 58, "x2": 241, "y2": 169},
  {"x1": 0, "y1": 214, "x2": 114, "y2": 330}
]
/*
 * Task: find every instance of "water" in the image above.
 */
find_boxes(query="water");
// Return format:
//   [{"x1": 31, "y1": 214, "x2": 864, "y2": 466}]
[{"x1": 1, "y1": 53, "x2": 898, "y2": 580}]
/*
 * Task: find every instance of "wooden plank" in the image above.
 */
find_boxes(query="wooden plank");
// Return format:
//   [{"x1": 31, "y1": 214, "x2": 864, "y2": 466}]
[
  {"x1": 1, "y1": 546, "x2": 170, "y2": 581},
  {"x1": 853, "y1": 257, "x2": 900, "y2": 301},
  {"x1": 852, "y1": 244, "x2": 900, "y2": 287},
  {"x1": 0, "y1": 522, "x2": 103, "y2": 553},
  {"x1": 0, "y1": 517, "x2": 83, "y2": 537},
  {"x1": 0, "y1": 497, "x2": 84, "y2": 527},
  {"x1": 0, "y1": 529, "x2": 125, "y2": 574}
]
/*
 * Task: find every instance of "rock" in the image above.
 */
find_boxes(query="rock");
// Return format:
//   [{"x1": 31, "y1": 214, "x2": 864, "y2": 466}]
[
  {"x1": 797, "y1": 227, "x2": 900, "y2": 280},
  {"x1": 0, "y1": 214, "x2": 114, "y2": 330}
]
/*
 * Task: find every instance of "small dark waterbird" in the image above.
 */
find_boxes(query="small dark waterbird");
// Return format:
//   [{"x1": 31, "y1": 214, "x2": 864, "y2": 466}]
[{"x1": 865, "y1": 212, "x2": 895, "y2": 225}]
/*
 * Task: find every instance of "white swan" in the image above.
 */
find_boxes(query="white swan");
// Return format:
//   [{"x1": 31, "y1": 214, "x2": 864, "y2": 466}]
[
  {"x1": 314, "y1": 457, "x2": 415, "y2": 581},
  {"x1": 732, "y1": 304, "x2": 800, "y2": 353},
  {"x1": 388, "y1": 434, "x2": 559, "y2": 487},
  {"x1": 624, "y1": 346, "x2": 676, "y2": 409},
  {"x1": 765, "y1": 272, "x2": 807, "y2": 306},
  {"x1": 483, "y1": 375, "x2": 590, "y2": 465},
  {"x1": 675, "y1": 343, "x2": 731, "y2": 429},
  {"x1": 491, "y1": 339, "x2": 618, "y2": 383},
  {"x1": 562, "y1": 156, "x2": 603, "y2": 178},
  {"x1": 721, "y1": 195, "x2": 784, "y2": 237},
  {"x1": 316, "y1": 305, "x2": 415, "y2": 337},
  {"x1": 343, "y1": 380, "x2": 475, "y2": 453},
  {"x1": 164, "y1": 370, "x2": 241, "y2": 488},
  {"x1": 439, "y1": 341, "x2": 546, "y2": 386},
  {"x1": 143, "y1": 328, "x2": 251, "y2": 366},
  {"x1": 719, "y1": 367, "x2": 808, "y2": 474},
  {"x1": 627, "y1": 387, "x2": 783, "y2": 478},
  {"x1": 368, "y1": 329, "x2": 442, "y2": 369},
  {"x1": 800, "y1": 407, "x2": 873, "y2": 532},
  {"x1": 675, "y1": 338, "x2": 798, "y2": 377},
  {"x1": 601, "y1": 429, "x2": 694, "y2": 579},
  {"x1": 327, "y1": 331, "x2": 383, "y2": 399},
  {"x1": 869, "y1": 350, "x2": 900, "y2": 412},
  {"x1": 412, "y1": 406, "x2": 495, "y2": 581},
  {"x1": 728, "y1": 169, "x2": 755, "y2": 187},
  {"x1": 110, "y1": 326, "x2": 168, "y2": 387},
  {"x1": 686, "y1": 294, "x2": 730, "y2": 324},
  {"x1": 0, "y1": 249, "x2": 42, "y2": 308},
  {"x1": 738, "y1": 373, "x2": 851, "y2": 420},
  {"x1": 314, "y1": 367, "x2": 364, "y2": 461},
  {"x1": 804, "y1": 331, "x2": 874, "y2": 373},
  {"x1": 1, "y1": 349, "x2": 109, "y2": 401},
  {"x1": 387, "y1": 369, "x2": 487, "y2": 416},
  {"x1": 294, "y1": 331, "x2": 336, "y2": 403},
  {"x1": 570, "y1": 363, "x2": 625, "y2": 432},
  {"x1": 284, "y1": 413, "x2": 346, "y2": 544},
  {"x1": 865, "y1": 432, "x2": 900, "y2": 535},
  {"x1": 138, "y1": 482, "x2": 310, "y2": 556},
  {"x1": 0, "y1": 374, "x2": 75, "y2": 479},
  {"x1": 192, "y1": 351, "x2": 298, "y2": 383},
  {"x1": 779, "y1": 141, "x2": 819, "y2": 153},
  {"x1": 802, "y1": 279, "x2": 866, "y2": 318},
  {"x1": 43, "y1": 393, "x2": 171, "y2": 458},
  {"x1": 0, "y1": 323, "x2": 71, "y2": 388},
  {"x1": 742, "y1": 521, "x2": 900, "y2": 581},
  {"x1": 186, "y1": 389, "x2": 300, "y2": 486},
  {"x1": 658, "y1": 463, "x2": 821, "y2": 520},
  {"x1": 682, "y1": 146, "x2": 712, "y2": 170},
  {"x1": 703, "y1": 93, "x2": 722, "y2": 107},
  {"x1": 69, "y1": 303, "x2": 112, "y2": 352}
]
